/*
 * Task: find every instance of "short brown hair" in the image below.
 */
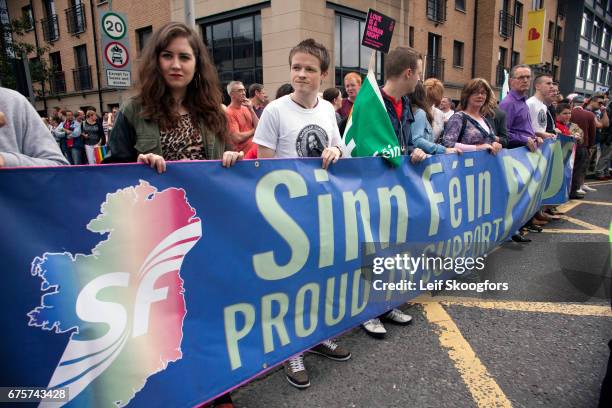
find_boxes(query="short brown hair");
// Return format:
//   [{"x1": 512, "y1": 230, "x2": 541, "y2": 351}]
[
  {"x1": 384, "y1": 47, "x2": 422, "y2": 79},
  {"x1": 288, "y1": 38, "x2": 330, "y2": 72},
  {"x1": 459, "y1": 78, "x2": 494, "y2": 116},
  {"x1": 322, "y1": 87, "x2": 340, "y2": 103}
]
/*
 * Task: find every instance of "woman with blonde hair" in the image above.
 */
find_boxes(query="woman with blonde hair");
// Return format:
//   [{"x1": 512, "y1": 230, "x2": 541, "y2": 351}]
[
  {"x1": 423, "y1": 78, "x2": 446, "y2": 141},
  {"x1": 443, "y1": 78, "x2": 502, "y2": 154}
]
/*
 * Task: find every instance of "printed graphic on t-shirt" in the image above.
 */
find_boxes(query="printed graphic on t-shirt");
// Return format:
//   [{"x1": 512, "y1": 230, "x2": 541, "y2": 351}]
[
  {"x1": 296, "y1": 124, "x2": 328, "y2": 157},
  {"x1": 537, "y1": 110, "x2": 547, "y2": 129}
]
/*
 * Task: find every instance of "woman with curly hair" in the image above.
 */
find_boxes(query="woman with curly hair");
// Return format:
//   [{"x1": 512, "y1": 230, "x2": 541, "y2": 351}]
[{"x1": 109, "y1": 22, "x2": 243, "y2": 171}]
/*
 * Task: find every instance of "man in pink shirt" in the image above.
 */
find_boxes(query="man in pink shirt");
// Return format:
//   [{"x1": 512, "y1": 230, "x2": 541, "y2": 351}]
[{"x1": 226, "y1": 81, "x2": 259, "y2": 153}]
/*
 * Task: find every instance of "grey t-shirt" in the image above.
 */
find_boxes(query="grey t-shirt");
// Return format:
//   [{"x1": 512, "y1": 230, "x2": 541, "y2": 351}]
[{"x1": 0, "y1": 87, "x2": 68, "y2": 167}]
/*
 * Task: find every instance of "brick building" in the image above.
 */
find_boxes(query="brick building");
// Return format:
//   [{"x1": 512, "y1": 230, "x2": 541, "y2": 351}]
[
  {"x1": 1, "y1": 0, "x2": 170, "y2": 115},
  {"x1": 0, "y1": 0, "x2": 592, "y2": 115}
]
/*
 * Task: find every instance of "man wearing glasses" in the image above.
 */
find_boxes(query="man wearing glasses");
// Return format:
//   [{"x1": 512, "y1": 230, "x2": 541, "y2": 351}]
[
  {"x1": 500, "y1": 65, "x2": 543, "y2": 152},
  {"x1": 226, "y1": 81, "x2": 260, "y2": 153}
]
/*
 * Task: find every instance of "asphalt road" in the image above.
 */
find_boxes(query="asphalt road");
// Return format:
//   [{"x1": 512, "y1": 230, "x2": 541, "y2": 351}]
[{"x1": 231, "y1": 181, "x2": 612, "y2": 408}]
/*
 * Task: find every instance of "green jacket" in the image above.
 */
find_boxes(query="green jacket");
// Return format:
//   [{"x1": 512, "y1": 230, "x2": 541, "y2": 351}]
[{"x1": 108, "y1": 98, "x2": 226, "y2": 162}]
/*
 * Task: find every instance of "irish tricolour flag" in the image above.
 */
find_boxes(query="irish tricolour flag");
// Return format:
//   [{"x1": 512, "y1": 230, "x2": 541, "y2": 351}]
[{"x1": 342, "y1": 52, "x2": 401, "y2": 166}]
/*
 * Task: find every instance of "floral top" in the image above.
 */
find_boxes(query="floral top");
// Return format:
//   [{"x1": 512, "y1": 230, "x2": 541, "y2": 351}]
[
  {"x1": 159, "y1": 113, "x2": 205, "y2": 161},
  {"x1": 443, "y1": 112, "x2": 495, "y2": 147}
]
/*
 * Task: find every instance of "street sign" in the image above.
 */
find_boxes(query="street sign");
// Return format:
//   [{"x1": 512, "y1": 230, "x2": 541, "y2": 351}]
[
  {"x1": 104, "y1": 42, "x2": 129, "y2": 68},
  {"x1": 106, "y1": 70, "x2": 131, "y2": 87},
  {"x1": 101, "y1": 12, "x2": 127, "y2": 40},
  {"x1": 100, "y1": 10, "x2": 131, "y2": 88}
]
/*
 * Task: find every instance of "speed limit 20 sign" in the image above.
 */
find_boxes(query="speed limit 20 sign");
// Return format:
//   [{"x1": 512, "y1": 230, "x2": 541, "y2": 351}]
[
  {"x1": 100, "y1": 11, "x2": 131, "y2": 88},
  {"x1": 101, "y1": 12, "x2": 127, "y2": 40}
]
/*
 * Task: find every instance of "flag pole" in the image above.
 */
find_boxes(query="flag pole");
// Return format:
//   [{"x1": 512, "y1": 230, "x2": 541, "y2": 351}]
[{"x1": 369, "y1": 49, "x2": 376, "y2": 74}]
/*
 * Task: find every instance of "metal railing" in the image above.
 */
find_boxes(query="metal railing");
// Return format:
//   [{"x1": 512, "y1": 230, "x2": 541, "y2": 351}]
[
  {"x1": 426, "y1": 55, "x2": 445, "y2": 81},
  {"x1": 499, "y1": 10, "x2": 514, "y2": 39},
  {"x1": 72, "y1": 65, "x2": 92, "y2": 91},
  {"x1": 426, "y1": 0, "x2": 447, "y2": 24},
  {"x1": 65, "y1": 3, "x2": 86, "y2": 34},
  {"x1": 49, "y1": 71, "x2": 66, "y2": 94},
  {"x1": 41, "y1": 14, "x2": 59, "y2": 42}
]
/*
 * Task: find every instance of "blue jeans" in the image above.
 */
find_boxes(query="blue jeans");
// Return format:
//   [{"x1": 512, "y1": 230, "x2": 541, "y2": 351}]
[{"x1": 70, "y1": 147, "x2": 84, "y2": 165}]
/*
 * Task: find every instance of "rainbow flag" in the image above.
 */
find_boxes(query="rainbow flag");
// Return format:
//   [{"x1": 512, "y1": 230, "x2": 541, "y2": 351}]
[{"x1": 94, "y1": 145, "x2": 109, "y2": 164}]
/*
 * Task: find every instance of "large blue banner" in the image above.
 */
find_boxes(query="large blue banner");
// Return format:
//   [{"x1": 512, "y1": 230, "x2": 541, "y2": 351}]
[{"x1": 0, "y1": 138, "x2": 573, "y2": 407}]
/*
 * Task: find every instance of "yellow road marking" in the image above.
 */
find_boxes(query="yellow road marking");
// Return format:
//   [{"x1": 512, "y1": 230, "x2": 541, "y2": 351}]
[
  {"x1": 426, "y1": 297, "x2": 612, "y2": 317},
  {"x1": 558, "y1": 215, "x2": 609, "y2": 233},
  {"x1": 422, "y1": 302, "x2": 513, "y2": 408},
  {"x1": 542, "y1": 228, "x2": 608, "y2": 235},
  {"x1": 580, "y1": 200, "x2": 612, "y2": 206},
  {"x1": 556, "y1": 201, "x2": 582, "y2": 213},
  {"x1": 585, "y1": 180, "x2": 612, "y2": 186}
]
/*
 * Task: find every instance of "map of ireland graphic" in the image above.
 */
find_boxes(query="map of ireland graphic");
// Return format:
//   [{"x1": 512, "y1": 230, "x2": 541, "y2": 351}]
[{"x1": 27, "y1": 181, "x2": 202, "y2": 407}]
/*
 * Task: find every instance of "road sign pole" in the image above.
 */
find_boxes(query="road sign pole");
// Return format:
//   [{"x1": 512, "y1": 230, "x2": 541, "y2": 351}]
[{"x1": 184, "y1": 0, "x2": 195, "y2": 29}]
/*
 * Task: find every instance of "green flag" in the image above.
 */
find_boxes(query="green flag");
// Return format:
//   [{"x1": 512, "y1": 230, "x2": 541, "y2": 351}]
[{"x1": 342, "y1": 57, "x2": 402, "y2": 166}]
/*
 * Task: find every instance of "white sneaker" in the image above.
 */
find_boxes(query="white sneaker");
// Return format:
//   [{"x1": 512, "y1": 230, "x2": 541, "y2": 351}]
[
  {"x1": 582, "y1": 184, "x2": 597, "y2": 192},
  {"x1": 382, "y1": 308, "x2": 413, "y2": 325},
  {"x1": 362, "y1": 318, "x2": 386, "y2": 338},
  {"x1": 577, "y1": 188, "x2": 587, "y2": 194}
]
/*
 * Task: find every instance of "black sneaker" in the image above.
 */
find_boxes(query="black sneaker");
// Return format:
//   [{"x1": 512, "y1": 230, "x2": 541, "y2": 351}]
[
  {"x1": 308, "y1": 339, "x2": 351, "y2": 361},
  {"x1": 524, "y1": 224, "x2": 542, "y2": 233},
  {"x1": 284, "y1": 355, "x2": 310, "y2": 389},
  {"x1": 512, "y1": 234, "x2": 531, "y2": 243}
]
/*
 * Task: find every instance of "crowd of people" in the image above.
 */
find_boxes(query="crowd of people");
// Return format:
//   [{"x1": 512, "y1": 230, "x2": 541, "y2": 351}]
[{"x1": 1, "y1": 21, "x2": 612, "y2": 408}]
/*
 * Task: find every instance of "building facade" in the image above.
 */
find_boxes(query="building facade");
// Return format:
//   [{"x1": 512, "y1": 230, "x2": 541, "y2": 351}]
[
  {"x1": 0, "y1": 0, "x2": 585, "y2": 116},
  {"x1": 559, "y1": 0, "x2": 612, "y2": 97},
  {"x1": 2, "y1": 0, "x2": 170, "y2": 115}
]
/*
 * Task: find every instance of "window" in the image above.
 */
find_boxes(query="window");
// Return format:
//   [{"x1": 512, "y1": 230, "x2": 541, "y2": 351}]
[
  {"x1": 202, "y1": 13, "x2": 262, "y2": 97},
  {"x1": 577, "y1": 52, "x2": 587, "y2": 78},
  {"x1": 136, "y1": 26, "x2": 152, "y2": 54},
  {"x1": 73, "y1": 44, "x2": 92, "y2": 90},
  {"x1": 41, "y1": 0, "x2": 59, "y2": 42},
  {"x1": 65, "y1": 0, "x2": 86, "y2": 34},
  {"x1": 427, "y1": 0, "x2": 447, "y2": 23},
  {"x1": 548, "y1": 21, "x2": 554, "y2": 40},
  {"x1": 593, "y1": 18, "x2": 602, "y2": 45},
  {"x1": 532, "y1": 0, "x2": 543, "y2": 10},
  {"x1": 22, "y1": 6, "x2": 34, "y2": 31},
  {"x1": 498, "y1": 47, "x2": 508, "y2": 67},
  {"x1": 514, "y1": 2, "x2": 523, "y2": 26},
  {"x1": 581, "y1": 12, "x2": 593, "y2": 38},
  {"x1": 602, "y1": 26, "x2": 609, "y2": 49},
  {"x1": 511, "y1": 51, "x2": 520, "y2": 67},
  {"x1": 455, "y1": 0, "x2": 465, "y2": 12},
  {"x1": 588, "y1": 57, "x2": 597, "y2": 81},
  {"x1": 453, "y1": 41, "x2": 464, "y2": 67},
  {"x1": 409, "y1": 26, "x2": 414, "y2": 47},
  {"x1": 334, "y1": 13, "x2": 382, "y2": 88},
  {"x1": 427, "y1": 33, "x2": 444, "y2": 80},
  {"x1": 598, "y1": 62, "x2": 605, "y2": 83}
]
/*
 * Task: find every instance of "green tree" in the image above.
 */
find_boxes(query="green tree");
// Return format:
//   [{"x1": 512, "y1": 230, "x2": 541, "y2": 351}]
[{"x1": 0, "y1": 16, "x2": 52, "y2": 96}]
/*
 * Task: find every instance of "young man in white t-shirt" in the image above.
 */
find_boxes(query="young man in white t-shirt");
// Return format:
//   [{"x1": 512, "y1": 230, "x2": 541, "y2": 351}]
[
  {"x1": 526, "y1": 73, "x2": 556, "y2": 140},
  {"x1": 254, "y1": 39, "x2": 345, "y2": 167},
  {"x1": 253, "y1": 38, "x2": 350, "y2": 390}
]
